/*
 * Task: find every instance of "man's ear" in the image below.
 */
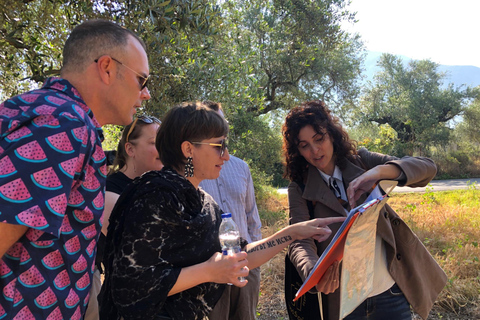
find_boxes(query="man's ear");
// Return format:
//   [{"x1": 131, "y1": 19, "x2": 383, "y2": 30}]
[
  {"x1": 180, "y1": 141, "x2": 193, "y2": 159},
  {"x1": 95, "y1": 55, "x2": 115, "y2": 85}
]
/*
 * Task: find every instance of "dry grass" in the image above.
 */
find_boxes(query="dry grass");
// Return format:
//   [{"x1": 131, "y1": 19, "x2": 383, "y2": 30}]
[
  {"x1": 255, "y1": 188, "x2": 480, "y2": 319},
  {"x1": 257, "y1": 223, "x2": 289, "y2": 320},
  {"x1": 390, "y1": 188, "x2": 480, "y2": 318}
]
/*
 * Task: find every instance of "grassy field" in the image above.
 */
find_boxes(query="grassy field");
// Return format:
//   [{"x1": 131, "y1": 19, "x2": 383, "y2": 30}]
[{"x1": 255, "y1": 186, "x2": 480, "y2": 319}]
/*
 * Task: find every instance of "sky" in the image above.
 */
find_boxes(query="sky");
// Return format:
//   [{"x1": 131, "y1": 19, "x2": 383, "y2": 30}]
[{"x1": 342, "y1": 0, "x2": 480, "y2": 68}]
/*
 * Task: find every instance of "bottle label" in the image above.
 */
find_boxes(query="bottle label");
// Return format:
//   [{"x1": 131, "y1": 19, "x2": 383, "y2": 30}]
[{"x1": 222, "y1": 247, "x2": 241, "y2": 256}]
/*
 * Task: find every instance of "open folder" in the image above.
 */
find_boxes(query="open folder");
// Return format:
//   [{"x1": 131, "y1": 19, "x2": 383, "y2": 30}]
[{"x1": 293, "y1": 180, "x2": 397, "y2": 302}]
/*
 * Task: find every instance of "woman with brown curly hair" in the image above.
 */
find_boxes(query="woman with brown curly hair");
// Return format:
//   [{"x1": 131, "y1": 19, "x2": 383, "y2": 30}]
[{"x1": 282, "y1": 100, "x2": 446, "y2": 320}]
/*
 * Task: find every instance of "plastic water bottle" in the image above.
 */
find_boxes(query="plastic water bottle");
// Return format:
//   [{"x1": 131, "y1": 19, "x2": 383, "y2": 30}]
[{"x1": 219, "y1": 213, "x2": 246, "y2": 282}]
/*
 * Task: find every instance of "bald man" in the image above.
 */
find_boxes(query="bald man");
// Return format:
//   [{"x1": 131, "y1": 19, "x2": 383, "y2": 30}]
[{"x1": 0, "y1": 20, "x2": 150, "y2": 319}]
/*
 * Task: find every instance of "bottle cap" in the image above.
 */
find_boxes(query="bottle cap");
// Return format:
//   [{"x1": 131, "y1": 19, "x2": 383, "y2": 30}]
[{"x1": 221, "y1": 213, "x2": 232, "y2": 219}]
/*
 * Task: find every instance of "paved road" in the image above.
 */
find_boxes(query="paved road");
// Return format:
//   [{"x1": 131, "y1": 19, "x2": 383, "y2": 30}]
[
  {"x1": 277, "y1": 178, "x2": 480, "y2": 194},
  {"x1": 393, "y1": 178, "x2": 480, "y2": 193}
]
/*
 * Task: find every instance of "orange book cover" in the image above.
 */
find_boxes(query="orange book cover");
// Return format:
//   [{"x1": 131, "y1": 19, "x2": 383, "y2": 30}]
[{"x1": 293, "y1": 196, "x2": 384, "y2": 301}]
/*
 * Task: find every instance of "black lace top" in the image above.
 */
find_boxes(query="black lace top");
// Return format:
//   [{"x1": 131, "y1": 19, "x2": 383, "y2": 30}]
[{"x1": 100, "y1": 167, "x2": 226, "y2": 320}]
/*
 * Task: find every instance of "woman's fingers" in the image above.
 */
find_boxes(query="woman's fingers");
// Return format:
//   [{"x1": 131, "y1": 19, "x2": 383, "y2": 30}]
[
  {"x1": 312, "y1": 226, "x2": 331, "y2": 242},
  {"x1": 226, "y1": 253, "x2": 249, "y2": 287},
  {"x1": 232, "y1": 266, "x2": 250, "y2": 287},
  {"x1": 347, "y1": 170, "x2": 380, "y2": 207},
  {"x1": 209, "y1": 251, "x2": 249, "y2": 285},
  {"x1": 331, "y1": 261, "x2": 340, "y2": 291},
  {"x1": 298, "y1": 217, "x2": 345, "y2": 242},
  {"x1": 315, "y1": 261, "x2": 340, "y2": 294},
  {"x1": 313, "y1": 217, "x2": 346, "y2": 227}
]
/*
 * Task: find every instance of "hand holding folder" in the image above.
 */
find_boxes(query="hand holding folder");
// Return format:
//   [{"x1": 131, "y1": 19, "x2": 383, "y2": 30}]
[{"x1": 293, "y1": 181, "x2": 397, "y2": 302}]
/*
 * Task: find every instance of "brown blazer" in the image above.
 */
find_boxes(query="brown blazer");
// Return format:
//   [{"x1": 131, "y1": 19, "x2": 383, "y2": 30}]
[{"x1": 288, "y1": 148, "x2": 447, "y2": 320}]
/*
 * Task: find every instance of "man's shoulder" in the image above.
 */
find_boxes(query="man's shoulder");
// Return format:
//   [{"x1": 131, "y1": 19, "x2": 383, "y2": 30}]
[
  {"x1": 0, "y1": 94, "x2": 94, "y2": 144},
  {"x1": 228, "y1": 154, "x2": 242, "y2": 162},
  {"x1": 3, "y1": 85, "x2": 86, "y2": 121}
]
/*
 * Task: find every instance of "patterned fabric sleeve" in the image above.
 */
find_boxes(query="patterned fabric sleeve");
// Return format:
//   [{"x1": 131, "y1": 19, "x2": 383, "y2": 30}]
[{"x1": 0, "y1": 112, "x2": 92, "y2": 238}]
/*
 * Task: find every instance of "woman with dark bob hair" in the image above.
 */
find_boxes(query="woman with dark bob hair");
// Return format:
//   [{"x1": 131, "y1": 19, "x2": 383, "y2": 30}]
[
  {"x1": 99, "y1": 102, "x2": 344, "y2": 320},
  {"x1": 282, "y1": 100, "x2": 446, "y2": 320}
]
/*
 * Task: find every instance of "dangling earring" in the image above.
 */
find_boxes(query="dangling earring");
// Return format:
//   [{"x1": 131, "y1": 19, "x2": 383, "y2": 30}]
[{"x1": 184, "y1": 157, "x2": 194, "y2": 177}]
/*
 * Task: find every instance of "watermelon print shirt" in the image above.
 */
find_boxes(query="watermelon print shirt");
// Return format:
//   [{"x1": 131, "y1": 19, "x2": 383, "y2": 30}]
[{"x1": 0, "y1": 77, "x2": 106, "y2": 320}]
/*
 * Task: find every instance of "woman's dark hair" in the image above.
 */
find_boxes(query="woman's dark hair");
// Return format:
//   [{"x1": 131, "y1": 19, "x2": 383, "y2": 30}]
[
  {"x1": 110, "y1": 119, "x2": 158, "y2": 174},
  {"x1": 156, "y1": 102, "x2": 229, "y2": 171},
  {"x1": 282, "y1": 100, "x2": 357, "y2": 182}
]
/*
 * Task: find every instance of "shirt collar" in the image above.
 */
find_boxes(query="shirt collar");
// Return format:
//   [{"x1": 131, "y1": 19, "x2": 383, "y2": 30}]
[
  {"x1": 42, "y1": 77, "x2": 104, "y2": 141},
  {"x1": 317, "y1": 165, "x2": 343, "y2": 184}
]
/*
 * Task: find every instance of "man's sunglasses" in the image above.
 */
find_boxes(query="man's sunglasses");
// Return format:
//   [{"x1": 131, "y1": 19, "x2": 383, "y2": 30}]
[
  {"x1": 126, "y1": 115, "x2": 161, "y2": 143},
  {"x1": 191, "y1": 138, "x2": 228, "y2": 157},
  {"x1": 94, "y1": 56, "x2": 149, "y2": 90}
]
